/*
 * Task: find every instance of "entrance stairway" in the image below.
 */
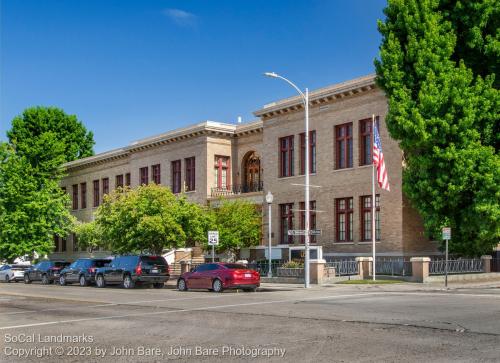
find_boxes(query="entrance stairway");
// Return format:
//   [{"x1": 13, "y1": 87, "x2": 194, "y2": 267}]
[{"x1": 169, "y1": 246, "x2": 206, "y2": 277}]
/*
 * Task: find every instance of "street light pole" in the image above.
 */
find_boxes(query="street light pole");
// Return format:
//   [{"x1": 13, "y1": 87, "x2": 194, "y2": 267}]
[
  {"x1": 265, "y1": 191, "x2": 274, "y2": 278},
  {"x1": 264, "y1": 72, "x2": 310, "y2": 288}
]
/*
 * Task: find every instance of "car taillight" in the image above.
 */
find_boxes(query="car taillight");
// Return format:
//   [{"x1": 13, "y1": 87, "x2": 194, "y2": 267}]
[
  {"x1": 135, "y1": 263, "x2": 142, "y2": 275},
  {"x1": 88, "y1": 267, "x2": 96, "y2": 273}
]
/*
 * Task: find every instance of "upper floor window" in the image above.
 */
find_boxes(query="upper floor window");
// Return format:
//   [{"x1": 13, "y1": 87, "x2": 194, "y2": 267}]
[
  {"x1": 279, "y1": 135, "x2": 294, "y2": 177},
  {"x1": 280, "y1": 203, "x2": 294, "y2": 244},
  {"x1": 102, "y1": 178, "x2": 109, "y2": 197},
  {"x1": 185, "y1": 157, "x2": 195, "y2": 191},
  {"x1": 361, "y1": 195, "x2": 381, "y2": 241},
  {"x1": 152, "y1": 164, "x2": 161, "y2": 184},
  {"x1": 125, "y1": 173, "x2": 131, "y2": 186},
  {"x1": 359, "y1": 117, "x2": 379, "y2": 166},
  {"x1": 72, "y1": 184, "x2": 78, "y2": 210},
  {"x1": 214, "y1": 156, "x2": 230, "y2": 189},
  {"x1": 335, "y1": 123, "x2": 353, "y2": 169},
  {"x1": 93, "y1": 180, "x2": 100, "y2": 207},
  {"x1": 139, "y1": 167, "x2": 148, "y2": 185},
  {"x1": 336, "y1": 197, "x2": 353, "y2": 242},
  {"x1": 300, "y1": 131, "x2": 316, "y2": 174},
  {"x1": 299, "y1": 201, "x2": 317, "y2": 243},
  {"x1": 115, "y1": 174, "x2": 124, "y2": 188},
  {"x1": 171, "y1": 160, "x2": 182, "y2": 193},
  {"x1": 80, "y1": 182, "x2": 87, "y2": 209}
]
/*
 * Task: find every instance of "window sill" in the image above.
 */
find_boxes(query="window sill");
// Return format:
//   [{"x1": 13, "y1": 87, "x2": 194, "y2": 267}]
[
  {"x1": 333, "y1": 242, "x2": 355, "y2": 245},
  {"x1": 184, "y1": 190, "x2": 196, "y2": 194},
  {"x1": 278, "y1": 173, "x2": 317, "y2": 180},
  {"x1": 358, "y1": 241, "x2": 381, "y2": 244}
]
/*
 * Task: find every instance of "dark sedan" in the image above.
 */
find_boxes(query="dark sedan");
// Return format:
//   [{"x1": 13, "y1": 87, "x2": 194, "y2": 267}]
[
  {"x1": 24, "y1": 260, "x2": 70, "y2": 284},
  {"x1": 59, "y1": 258, "x2": 113, "y2": 286}
]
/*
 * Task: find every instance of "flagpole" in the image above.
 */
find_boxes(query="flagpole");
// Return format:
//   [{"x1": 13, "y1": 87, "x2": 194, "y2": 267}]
[{"x1": 372, "y1": 114, "x2": 376, "y2": 281}]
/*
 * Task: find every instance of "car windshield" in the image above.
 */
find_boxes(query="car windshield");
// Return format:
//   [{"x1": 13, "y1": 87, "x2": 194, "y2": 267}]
[
  {"x1": 12, "y1": 265, "x2": 28, "y2": 270},
  {"x1": 223, "y1": 264, "x2": 248, "y2": 270},
  {"x1": 54, "y1": 262, "x2": 69, "y2": 268},
  {"x1": 93, "y1": 260, "x2": 112, "y2": 267},
  {"x1": 140, "y1": 256, "x2": 167, "y2": 267}
]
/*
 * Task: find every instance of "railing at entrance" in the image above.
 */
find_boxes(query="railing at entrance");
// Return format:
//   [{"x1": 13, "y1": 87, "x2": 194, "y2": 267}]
[
  {"x1": 211, "y1": 181, "x2": 264, "y2": 197},
  {"x1": 326, "y1": 260, "x2": 358, "y2": 276}
]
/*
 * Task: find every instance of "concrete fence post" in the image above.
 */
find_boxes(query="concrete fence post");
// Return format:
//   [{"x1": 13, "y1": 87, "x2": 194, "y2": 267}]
[
  {"x1": 180, "y1": 261, "x2": 191, "y2": 274},
  {"x1": 310, "y1": 260, "x2": 326, "y2": 284},
  {"x1": 410, "y1": 257, "x2": 431, "y2": 283},
  {"x1": 481, "y1": 255, "x2": 492, "y2": 273},
  {"x1": 355, "y1": 257, "x2": 373, "y2": 279}
]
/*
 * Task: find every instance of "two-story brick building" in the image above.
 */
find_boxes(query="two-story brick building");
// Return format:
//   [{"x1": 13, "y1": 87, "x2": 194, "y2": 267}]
[{"x1": 54, "y1": 74, "x2": 439, "y2": 262}]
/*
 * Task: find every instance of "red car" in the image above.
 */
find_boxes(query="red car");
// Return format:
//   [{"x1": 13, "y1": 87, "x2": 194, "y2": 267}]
[{"x1": 177, "y1": 263, "x2": 260, "y2": 292}]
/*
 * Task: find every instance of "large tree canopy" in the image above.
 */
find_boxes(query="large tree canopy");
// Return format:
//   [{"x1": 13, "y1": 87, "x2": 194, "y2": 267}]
[
  {"x1": 375, "y1": 0, "x2": 499, "y2": 256},
  {"x1": 7, "y1": 107, "x2": 94, "y2": 176},
  {"x1": 0, "y1": 143, "x2": 75, "y2": 262}
]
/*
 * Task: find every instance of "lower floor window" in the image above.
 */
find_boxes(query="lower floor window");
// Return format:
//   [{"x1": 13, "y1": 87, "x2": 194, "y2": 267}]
[
  {"x1": 361, "y1": 195, "x2": 380, "y2": 241},
  {"x1": 280, "y1": 203, "x2": 294, "y2": 244},
  {"x1": 336, "y1": 197, "x2": 353, "y2": 242}
]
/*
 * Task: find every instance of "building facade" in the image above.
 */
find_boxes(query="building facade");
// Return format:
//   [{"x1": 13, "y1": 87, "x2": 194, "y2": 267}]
[{"x1": 54, "y1": 74, "x2": 439, "y2": 261}]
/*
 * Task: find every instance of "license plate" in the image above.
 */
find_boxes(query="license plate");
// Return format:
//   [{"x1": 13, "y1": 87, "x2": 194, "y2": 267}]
[
  {"x1": 244, "y1": 273, "x2": 251, "y2": 278},
  {"x1": 151, "y1": 269, "x2": 159, "y2": 274}
]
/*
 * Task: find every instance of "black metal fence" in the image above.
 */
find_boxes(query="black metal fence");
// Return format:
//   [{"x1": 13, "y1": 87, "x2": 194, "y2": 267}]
[
  {"x1": 211, "y1": 182, "x2": 264, "y2": 197},
  {"x1": 429, "y1": 259, "x2": 483, "y2": 275},
  {"x1": 375, "y1": 258, "x2": 412, "y2": 277},
  {"x1": 492, "y1": 258, "x2": 500, "y2": 273},
  {"x1": 326, "y1": 260, "x2": 358, "y2": 276},
  {"x1": 247, "y1": 261, "x2": 283, "y2": 276}
]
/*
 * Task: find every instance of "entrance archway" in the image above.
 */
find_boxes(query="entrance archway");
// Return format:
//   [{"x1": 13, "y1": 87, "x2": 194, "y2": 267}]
[{"x1": 242, "y1": 151, "x2": 261, "y2": 192}]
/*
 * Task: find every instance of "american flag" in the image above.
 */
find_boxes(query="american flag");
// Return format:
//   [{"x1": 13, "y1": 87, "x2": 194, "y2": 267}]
[{"x1": 373, "y1": 123, "x2": 390, "y2": 191}]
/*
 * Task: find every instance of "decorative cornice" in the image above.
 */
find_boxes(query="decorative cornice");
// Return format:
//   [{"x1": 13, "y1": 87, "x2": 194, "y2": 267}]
[{"x1": 253, "y1": 74, "x2": 377, "y2": 120}]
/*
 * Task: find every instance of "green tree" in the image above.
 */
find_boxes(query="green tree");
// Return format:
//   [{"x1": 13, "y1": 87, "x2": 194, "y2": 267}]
[
  {"x1": 375, "y1": 0, "x2": 500, "y2": 256},
  {"x1": 7, "y1": 107, "x2": 94, "y2": 176},
  {"x1": 207, "y1": 199, "x2": 261, "y2": 258},
  {"x1": 74, "y1": 221, "x2": 103, "y2": 253},
  {"x1": 95, "y1": 185, "x2": 189, "y2": 255},
  {"x1": 0, "y1": 143, "x2": 75, "y2": 262}
]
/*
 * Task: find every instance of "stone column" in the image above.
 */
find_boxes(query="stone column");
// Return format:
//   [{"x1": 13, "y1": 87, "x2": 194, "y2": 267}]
[
  {"x1": 309, "y1": 260, "x2": 326, "y2": 284},
  {"x1": 410, "y1": 257, "x2": 431, "y2": 283},
  {"x1": 481, "y1": 255, "x2": 492, "y2": 273},
  {"x1": 355, "y1": 257, "x2": 373, "y2": 279}
]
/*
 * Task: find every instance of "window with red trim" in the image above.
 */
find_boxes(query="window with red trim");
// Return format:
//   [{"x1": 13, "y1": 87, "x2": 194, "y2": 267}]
[
  {"x1": 336, "y1": 197, "x2": 353, "y2": 242},
  {"x1": 359, "y1": 117, "x2": 379, "y2": 166},
  {"x1": 102, "y1": 178, "x2": 109, "y2": 198},
  {"x1": 80, "y1": 182, "x2": 87, "y2": 209},
  {"x1": 360, "y1": 195, "x2": 380, "y2": 241},
  {"x1": 214, "y1": 156, "x2": 230, "y2": 189},
  {"x1": 115, "y1": 174, "x2": 124, "y2": 188},
  {"x1": 72, "y1": 184, "x2": 78, "y2": 210},
  {"x1": 335, "y1": 123, "x2": 353, "y2": 169},
  {"x1": 139, "y1": 167, "x2": 148, "y2": 185},
  {"x1": 171, "y1": 160, "x2": 182, "y2": 193},
  {"x1": 299, "y1": 201, "x2": 317, "y2": 243},
  {"x1": 300, "y1": 131, "x2": 316, "y2": 174},
  {"x1": 279, "y1": 136, "x2": 294, "y2": 177},
  {"x1": 93, "y1": 180, "x2": 100, "y2": 207},
  {"x1": 125, "y1": 173, "x2": 131, "y2": 186},
  {"x1": 152, "y1": 164, "x2": 161, "y2": 184},
  {"x1": 280, "y1": 203, "x2": 294, "y2": 244},
  {"x1": 185, "y1": 157, "x2": 195, "y2": 191}
]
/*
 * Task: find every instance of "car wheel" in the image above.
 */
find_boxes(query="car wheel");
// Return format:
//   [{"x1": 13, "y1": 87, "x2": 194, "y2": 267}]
[
  {"x1": 122, "y1": 274, "x2": 135, "y2": 289},
  {"x1": 24, "y1": 274, "x2": 31, "y2": 284},
  {"x1": 243, "y1": 287, "x2": 257, "y2": 292},
  {"x1": 212, "y1": 278, "x2": 223, "y2": 293},
  {"x1": 5, "y1": 275, "x2": 10, "y2": 283},
  {"x1": 177, "y1": 278, "x2": 187, "y2": 291},
  {"x1": 152, "y1": 282, "x2": 164, "y2": 289},
  {"x1": 79, "y1": 275, "x2": 88, "y2": 287},
  {"x1": 96, "y1": 274, "x2": 105, "y2": 288},
  {"x1": 59, "y1": 274, "x2": 66, "y2": 286},
  {"x1": 41, "y1": 274, "x2": 49, "y2": 285}
]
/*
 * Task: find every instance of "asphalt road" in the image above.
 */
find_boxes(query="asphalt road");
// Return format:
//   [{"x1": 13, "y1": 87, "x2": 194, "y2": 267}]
[{"x1": 0, "y1": 281, "x2": 499, "y2": 362}]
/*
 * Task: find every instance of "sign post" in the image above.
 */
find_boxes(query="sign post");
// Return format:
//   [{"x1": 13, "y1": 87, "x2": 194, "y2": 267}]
[
  {"x1": 208, "y1": 231, "x2": 219, "y2": 263},
  {"x1": 442, "y1": 227, "x2": 451, "y2": 288}
]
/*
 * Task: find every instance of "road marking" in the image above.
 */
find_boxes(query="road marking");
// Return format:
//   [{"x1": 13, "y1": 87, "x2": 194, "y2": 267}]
[{"x1": 0, "y1": 292, "x2": 384, "y2": 330}]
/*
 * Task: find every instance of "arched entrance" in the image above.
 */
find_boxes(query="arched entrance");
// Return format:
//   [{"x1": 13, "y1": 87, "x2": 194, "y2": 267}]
[{"x1": 242, "y1": 151, "x2": 261, "y2": 193}]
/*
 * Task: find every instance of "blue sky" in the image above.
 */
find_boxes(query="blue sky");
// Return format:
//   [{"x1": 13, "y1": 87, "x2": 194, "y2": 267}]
[{"x1": 0, "y1": 0, "x2": 386, "y2": 153}]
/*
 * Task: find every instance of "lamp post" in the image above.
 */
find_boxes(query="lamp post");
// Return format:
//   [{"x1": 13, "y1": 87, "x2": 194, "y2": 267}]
[
  {"x1": 265, "y1": 191, "x2": 274, "y2": 278},
  {"x1": 264, "y1": 72, "x2": 310, "y2": 289}
]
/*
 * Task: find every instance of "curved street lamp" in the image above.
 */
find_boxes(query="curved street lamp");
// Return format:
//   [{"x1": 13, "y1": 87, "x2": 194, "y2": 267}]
[
  {"x1": 264, "y1": 72, "x2": 311, "y2": 289},
  {"x1": 265, "y1": 191, "x2": 274, "y2": 278}
]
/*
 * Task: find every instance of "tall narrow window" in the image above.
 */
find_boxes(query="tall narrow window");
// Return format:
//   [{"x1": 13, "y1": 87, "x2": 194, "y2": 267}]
[
  {"x1": 80, "y1": 182, "x2": 87, "y2": 209},
  {"x1": 102, "y1": 178, "x2": 109, "y2": 198},
  {"x1": 73, "y1": 233, "x2": 79, "y2": 252},
  {"x1": 61, "y1": 237, "x2": 67, "y2": 252},
  {"x1": 299, "y1": 201, "x2": 317, "y2": 243},
  {"x1": 214, "y1": 156, "x2": 230, "y2": 189},
  {"x1": 152, "y1": 164, "x2": 161, "y2": 184},
  {"x1": 361, "y1": 195, "x2": 380, "y2": 241},
  {"x1": 279, "y1": 136, "x2": 294, "y2": 177},
  {"x1": 115, "y1": 174, "x2": 124, "y2": 188},
  {"x1": 171, "y1": 160, "x2": 182, "y2": 193},
  {"x1": 125, "y1": 173, "x2": 131, "y2": 186},
  {"x1": 335, "y1": 123, "x2": 353, "y2": 169},
  {"x1": 139, "y1": 167, "x2": 148, "y2": 185},
  {"x1": 72, "y1": 184, "x2": 78, "y2": 210},
  {"x1": 185, "y1": 157, "x2": 195, "y2": 191},
  {"x1": 300, "y1": 131, "x2": 316, "y2": 174},
  {"x1": 359, "y1": 117, "x2": 379, "y2": 166},
  {"x1": 93, "y1": 180, "x2": 100, "y2": 207},
  {"x1": 280, "y1": 203, "x2": 294, "y2": 244},
  {"x1": 336, "y1": 197, "x2": 353, "y2": 242}
]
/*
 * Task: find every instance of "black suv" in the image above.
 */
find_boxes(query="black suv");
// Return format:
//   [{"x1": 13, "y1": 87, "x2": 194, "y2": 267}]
[
  {"x1": 59, "y1": 258, "x2": 113, "y2": 286},
  {"x1": 95, "y1": 255, "x2": 169, "y2": 289},
  {"x1": 24, "y1": 260, "x2": 70, "y2": 284}
]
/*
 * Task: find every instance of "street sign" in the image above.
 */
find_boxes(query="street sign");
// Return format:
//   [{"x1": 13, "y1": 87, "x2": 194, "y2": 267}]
[
  {"x1": 442, "y1": 227, "x2": 451, "y2": 240},
  {"x1": 288, "y1": 230, "x2": 307, "y2": 236},
  {"x1": 309, "y1": 229, "x2": 322, "y2": 236},
  {"x1": 208, "y1": 231, "x2": 219, "y2": 246}
]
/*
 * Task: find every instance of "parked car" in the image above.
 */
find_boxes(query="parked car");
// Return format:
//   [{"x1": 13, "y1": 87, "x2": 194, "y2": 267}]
[
  {"x1": 0, "y1": 264, "x2": 29, "y2": 282},
  {"x1": 94, "y1": 255, "x2": 169, "y2": 289},
  {"x1": 177, "y1": 263, "x2": 260, "y2": 293},
  {"x1": 24, "y1": 261, "x2": 70, "y2": 284},
  {"x1": 59, "y1": 258, "x2": 113, "y2": 286}
]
